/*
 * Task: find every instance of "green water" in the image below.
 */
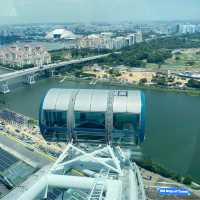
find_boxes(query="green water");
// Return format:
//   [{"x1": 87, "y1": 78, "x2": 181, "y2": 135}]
[{"x1": 0, "y1": 78, "x2": 200, "y2": 183}]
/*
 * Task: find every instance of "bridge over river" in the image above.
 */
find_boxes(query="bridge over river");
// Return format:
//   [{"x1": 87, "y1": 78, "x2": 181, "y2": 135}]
[{"x1": 0, "y1": 53, "x2": 110, "y2": 94}]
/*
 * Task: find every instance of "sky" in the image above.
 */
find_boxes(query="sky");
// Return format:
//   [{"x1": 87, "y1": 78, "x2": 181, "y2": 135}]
[{"x1": 0, "y1": 0, "x2": 200, "y2": 24}]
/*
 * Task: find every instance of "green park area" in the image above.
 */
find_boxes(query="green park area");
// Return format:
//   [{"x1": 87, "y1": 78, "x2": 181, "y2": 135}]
[
  {"x1": 165, "y1": 49, "x2": 200, "y2": 69},
  {"x1": 146, "y1": 48, "x2": 200, "y2": 69},
  {"x1": 94, "y1": 33, "x2": 200, "y2": 70}
]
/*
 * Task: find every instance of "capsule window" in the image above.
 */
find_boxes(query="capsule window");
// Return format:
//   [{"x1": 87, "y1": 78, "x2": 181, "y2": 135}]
[
  {"x1": 75, "y1": 112, "x2": 105, "y2": 130},
  {"x1": 113, "y1": 113, "x2": 139, "y2": 132},
  {"x1": 44, "y1": 110, "x2": 67, "y2": 128}
]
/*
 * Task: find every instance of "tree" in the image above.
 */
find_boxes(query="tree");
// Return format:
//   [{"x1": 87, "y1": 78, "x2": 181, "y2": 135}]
[
  {"x1": 108, "y1": 69, "x2": 121, "y2": 77},
  {"x1": 147, "y1": 52, "x2": 165, "y2": 64},
  {"x1": 152, "y1": 76, "x2": 167, "y2": 86},
  {"x1": 183, "y1": 176, "x2": 192, "y2": 185},
  {"x1": 196, "y1": 51, "x2": 200, "y2": 55},
  {"x1": 187, "y1": 79, "x2": 200, "y2": 88},
  {"x1": 186, "y1": 61, "x2": 195, "y2": 66},
  {"x1": 139, "y1": 78, "x2": 147, "y2": 85},
  {"x1": 108, "y1": 69, "x2": 114, "y2": 75},
  {"x1": 174, "y1": 174, "x2": 182, "y2": 183}
]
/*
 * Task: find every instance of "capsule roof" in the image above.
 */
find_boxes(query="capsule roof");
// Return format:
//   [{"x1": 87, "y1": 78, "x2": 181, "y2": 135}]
[{"x1": 42, "y1": 88, "x2": 142, "y2": 114}]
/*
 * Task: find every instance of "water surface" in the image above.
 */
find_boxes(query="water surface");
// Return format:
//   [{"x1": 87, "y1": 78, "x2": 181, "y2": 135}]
[{"x1": 0, "y1": 78, "x2": 200, "y2": 182}]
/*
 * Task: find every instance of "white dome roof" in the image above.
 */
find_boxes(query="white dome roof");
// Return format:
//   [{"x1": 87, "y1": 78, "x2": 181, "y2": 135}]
[
  {"x1": 87, "y1": 34, "x2": 100, "y2": 39},
  {"x1": 46, "y1": 29, "x2": 76, "y2": 39},
  {"x1": 52, "y1": 29, "x2": 65, "y2": 34}
]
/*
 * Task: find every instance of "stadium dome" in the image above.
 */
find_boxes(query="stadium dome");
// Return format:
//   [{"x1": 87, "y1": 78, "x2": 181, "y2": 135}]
[{"x1": 45, "y1": 28, "x2": 76, "y2": 40}]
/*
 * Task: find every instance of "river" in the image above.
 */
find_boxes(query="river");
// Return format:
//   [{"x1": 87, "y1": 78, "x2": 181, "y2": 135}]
[{"x1": 0, "y1": 78, "x2": 200, "y2": 183}]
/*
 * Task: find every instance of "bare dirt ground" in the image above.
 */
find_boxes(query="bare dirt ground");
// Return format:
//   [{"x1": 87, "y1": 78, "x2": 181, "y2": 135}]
[{"x1": 117, "y1": 71, "x2": 155, "y2": 83}]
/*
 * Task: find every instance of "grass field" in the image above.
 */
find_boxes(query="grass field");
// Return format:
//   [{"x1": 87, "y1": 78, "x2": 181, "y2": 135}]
[{"x1": 146, "y1": 48, "x2": 200, "y2": 70}]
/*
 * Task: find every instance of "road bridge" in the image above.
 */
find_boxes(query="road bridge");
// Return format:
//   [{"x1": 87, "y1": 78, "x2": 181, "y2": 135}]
[{"x1": 0, "y1": 53, "x2": 110, "y2": 94}]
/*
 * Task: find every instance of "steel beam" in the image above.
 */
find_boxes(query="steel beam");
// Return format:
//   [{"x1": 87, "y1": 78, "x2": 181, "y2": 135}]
[
  {"x1": 106, "y1": 90, "x2": 114, "y2": 144},
  {"x1": 25, "y1": 74, "x2": 36, "y2": 85}
]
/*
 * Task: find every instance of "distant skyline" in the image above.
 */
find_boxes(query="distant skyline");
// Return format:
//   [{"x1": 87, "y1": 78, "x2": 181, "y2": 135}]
[{"x1": 0, "y1": 0, "x2": 200, "y2": 25}]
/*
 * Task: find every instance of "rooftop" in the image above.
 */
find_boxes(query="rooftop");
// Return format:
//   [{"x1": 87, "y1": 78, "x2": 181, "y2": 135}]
[{"x1": 42, "y1": 89, "x2": 142, "y2": 114}]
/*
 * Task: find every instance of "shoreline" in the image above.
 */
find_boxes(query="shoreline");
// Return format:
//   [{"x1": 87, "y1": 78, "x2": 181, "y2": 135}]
[
  {"x1": 140, "y1": 166, "x2": 200, "y2": 199},
  {"x1": 56, "y1": 76, "x2": 200, "y2": 96}
]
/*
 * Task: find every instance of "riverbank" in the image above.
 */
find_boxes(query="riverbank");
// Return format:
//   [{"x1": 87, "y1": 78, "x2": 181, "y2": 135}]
[
  {"x1": 56, "y1": 75, "x2": 200, "y2": 96},
  {"x1": 136, "y1": 158, "x2": 200, "y2": 186},
  {"x1": 141, "y1": 167, "x2": 200, "y2": 200}
]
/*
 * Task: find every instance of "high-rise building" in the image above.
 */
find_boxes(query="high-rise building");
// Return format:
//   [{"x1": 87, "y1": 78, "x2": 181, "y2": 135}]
[
  {"x1": 178, "y1": 24, "x2": 197, "y2": 34},
  {"x1": 76, "y1": 32, "x2": 143, "y2": 50},
  {"x1": 127, "y1": 34, "x2": 135, "y2": 46},
  {"x1": 135, "y1": 31, "x2": 143, "y2": 43}
]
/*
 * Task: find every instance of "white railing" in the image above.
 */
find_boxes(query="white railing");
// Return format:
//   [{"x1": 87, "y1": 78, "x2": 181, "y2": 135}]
[
  {"x1": 131, "y1": 162, "x2": 146, "y2": 200},
  {"x1": 88, "y1": 168, "x2": 110, "y2": 200}
]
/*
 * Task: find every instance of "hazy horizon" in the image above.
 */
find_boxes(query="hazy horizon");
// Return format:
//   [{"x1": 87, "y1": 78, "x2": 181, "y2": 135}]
[{"x1": 0, "y1": 0, "x2": 200, "y2": 25}]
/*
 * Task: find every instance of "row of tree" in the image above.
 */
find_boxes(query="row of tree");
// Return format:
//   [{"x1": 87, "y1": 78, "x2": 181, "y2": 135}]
[
  {"x1": 50, "y1": 48, "x2": 111, "y2": 62},
  {"x1": 95, "y1": 33, "x2": 200, "y2": 68},
  {"x1": 95, "y1": 39, "x2": 173, "y2": 67},
  {"x1": 187, "y1": 79, "x2": 200, "y2": 88},
  {"x1": 136, "y1": 158, "x2": 194, "y2": 185}
]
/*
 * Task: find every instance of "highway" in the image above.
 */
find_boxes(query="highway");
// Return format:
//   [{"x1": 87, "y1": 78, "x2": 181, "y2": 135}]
[{"x1": 0, "y1": 53, "x2": 110, "y2": 82}]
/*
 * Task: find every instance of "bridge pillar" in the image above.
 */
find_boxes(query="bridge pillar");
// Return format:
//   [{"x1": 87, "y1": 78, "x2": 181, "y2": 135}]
[
  {"x1": 45, "y1": 69, "x2": 55, "y2": 77},
  {"x1": 50, "y1": 69, "x2": 55, "y2": 77},
  {"x1": 0, "y1": 81, "x2": 10, "y2": 94},
  {"x1": 25, "y1": 74, "x2": 36, "y2": 85}
]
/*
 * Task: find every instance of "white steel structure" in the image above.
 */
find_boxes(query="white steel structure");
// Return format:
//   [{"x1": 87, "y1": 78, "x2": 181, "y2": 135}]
[
  {"x1": 3, "y1": 142, "x2": 146, "y2": 200},
  {"x1": 2, "y1": 89, "x2": 146, "y2": 200}
]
